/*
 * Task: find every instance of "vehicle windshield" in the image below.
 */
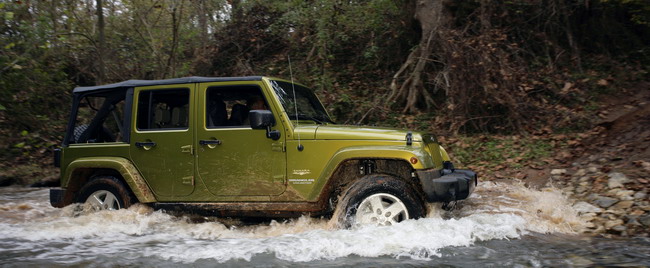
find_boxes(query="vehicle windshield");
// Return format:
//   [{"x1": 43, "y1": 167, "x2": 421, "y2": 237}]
[{"x1": 270, "y1": 80, "x2": 334, "y2": 124}]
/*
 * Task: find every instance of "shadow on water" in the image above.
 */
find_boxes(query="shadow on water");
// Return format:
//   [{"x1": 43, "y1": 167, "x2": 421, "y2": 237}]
[{"x1": 0, "y1": 185, "x2": 649, "y2": 267}]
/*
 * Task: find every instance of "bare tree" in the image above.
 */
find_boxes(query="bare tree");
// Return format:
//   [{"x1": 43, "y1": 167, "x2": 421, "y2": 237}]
[
  {"x1": 387, "y1": 0, "x2": 451, "y2": 113},
  {"x1": 96, "y1": 0, "x2": 105, "y2": 84}
]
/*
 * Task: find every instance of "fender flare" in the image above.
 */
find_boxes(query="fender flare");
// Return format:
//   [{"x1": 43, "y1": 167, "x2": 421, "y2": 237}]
[
  {"x1": 307, "y1": 145, "x2": 434, "y2": 200},
  {"x1": 63, "y1": 157, "x2": 156, "y2": 203}
]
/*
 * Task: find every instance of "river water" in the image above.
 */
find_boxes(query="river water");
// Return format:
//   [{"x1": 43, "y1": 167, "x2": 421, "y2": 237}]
[{"x1": 1, "y1": 182, "x2": 649, "y2": 267}]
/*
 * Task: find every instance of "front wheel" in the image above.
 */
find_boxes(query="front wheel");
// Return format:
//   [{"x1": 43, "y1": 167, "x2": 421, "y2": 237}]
[
  {"x1": 76, "y1": 176, "x2": 135, "y2": 211},
  {"x1": 336, "y1": 175, "x2": 425, "y2": 228}
]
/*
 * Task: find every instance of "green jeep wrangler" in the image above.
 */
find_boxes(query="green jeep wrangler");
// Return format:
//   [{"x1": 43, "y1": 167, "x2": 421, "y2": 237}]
[{"x1": 50, "y1": 76, "x2": 477, "y2": 227}]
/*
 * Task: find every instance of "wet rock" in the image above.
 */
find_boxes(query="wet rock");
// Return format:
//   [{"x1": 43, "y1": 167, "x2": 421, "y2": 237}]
[
  {"x1": 630, "y1": 210, "x2": 646, "y2": 216},
  {"x1": 611, "y1": 200, "x2": 634, "y2": 210},
  {"x1": 639, "y1": 216, "x2": 650, "y2": 227},
  {"x1": 603, "y1": 214, "x2": 615, "y2": 221},
  {"x1": 568, "y1": 255, "x2": 594, "y2": 266},
  {"x1": 574, "y1": 169, "x2": 586, "y2": 177},
  {"x1": 607, "y1": 188, "x2": 620, "y2": 195},
  {"x1": 606, "y1": 209, "x2": 626, "y2": 216},
  {"x1": 586, "y1": 193, "x2": 600, "y2": 201},
  {"x1": 607, "y1": 172, "x2": 629, "y2": 188},
  {"x1": 626, "y1": 216, "x2": 643, "y2": 226},
  {"x1": 573, "y1": 201, "x2": 603, "y2": 213},
  {"x1": 594, "y1": 196, "x2": 619, "y2": 208},
  {"x1": 612, "y1": 189, "x2": 635, "y2": 201},
  {"x1": 582, "y1": 215, "x2": 598, "y2": 226},
  {"x1": 592, "y1": 225, "x2": 606, "y2": 234},
  {"x1": 551, "y1": 169, "x2": 567, "y2": 175},
  {"x1": 641, "y1": 161, "x2": 650, "y2": 172},
  {"x1": 612, "y1": 225, "x2": 627, "y2": 232},
  {"x1": 605, "y1": 219, "x2": 624, "y2": 229}
]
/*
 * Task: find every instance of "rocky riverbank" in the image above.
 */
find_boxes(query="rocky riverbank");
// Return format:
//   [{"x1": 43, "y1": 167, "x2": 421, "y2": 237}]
[{"x1": 551, "y1": 161, "x2": 650, "y2": 238}]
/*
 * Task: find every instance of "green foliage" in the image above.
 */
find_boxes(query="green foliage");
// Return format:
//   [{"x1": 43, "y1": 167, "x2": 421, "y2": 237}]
[
  {"x1": 243, "y1": 0, "x2": 412, "y2": 85},
  {"x1": 0, "y1": 0, "x2": 71, "y2": 167}
]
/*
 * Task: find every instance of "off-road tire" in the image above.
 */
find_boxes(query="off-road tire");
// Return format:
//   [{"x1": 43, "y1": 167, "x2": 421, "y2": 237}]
[
  {"x1": 76, "y1": 176, "x2": 135, "y2": 210},
  {"x1": 336, "y1": 175, "x2": 425, "y2": 228}
]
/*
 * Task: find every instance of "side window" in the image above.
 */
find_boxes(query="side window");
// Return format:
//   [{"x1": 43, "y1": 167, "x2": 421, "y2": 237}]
[
  {"x1": 71, "y1": 90, "x2": 126, "y2": 144},
  {"x1": 137, "y1": 89, "x2": 189, "y2": 130},
  {"x1": 206, "y1": 85, "x2": 268, "y2": 128}
]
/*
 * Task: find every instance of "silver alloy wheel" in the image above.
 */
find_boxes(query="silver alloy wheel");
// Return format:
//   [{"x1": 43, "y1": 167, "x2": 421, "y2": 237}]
[
  {"x1": 85, "y1": 190, "x2": 121, "y2": 210},
  {"x1": 354, "y1": 193, "x2": 409, "y2": 226}
]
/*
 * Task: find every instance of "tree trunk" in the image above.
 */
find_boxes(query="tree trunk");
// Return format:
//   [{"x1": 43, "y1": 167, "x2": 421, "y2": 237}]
[
  {"x1": 164, "y1": 2, "x2": 182, "y2": 78},
  {"x1": 230, "y1": 0, "x2": 243, "y2": 23},
  {"x1": 96, "y1": 0, "x2": 105, "y2": 85},
  {"x1": 388, "y1": 0, "x2": 451, "y2": 113},
  {"x1": 557, "y1": 0, "x2": 582, "y2": 73},
  {"x1": 197, "y1": 0, "x2": 208, "y2": 44}
]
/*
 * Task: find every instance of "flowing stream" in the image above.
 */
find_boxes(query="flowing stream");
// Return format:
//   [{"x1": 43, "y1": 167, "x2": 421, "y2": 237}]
[{"x1": 1, "y1": 182, "x2": 649, "y2": 267}]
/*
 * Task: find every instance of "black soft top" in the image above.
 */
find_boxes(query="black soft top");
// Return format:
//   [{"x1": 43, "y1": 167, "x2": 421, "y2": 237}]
[{"x1": 73, "y1": 76, "x2": 264, "y2": 93}]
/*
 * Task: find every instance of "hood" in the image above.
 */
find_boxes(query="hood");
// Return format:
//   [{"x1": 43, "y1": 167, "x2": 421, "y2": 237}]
[{"x1": 312, "y1": 125, "x2": 422, "y2": 141}]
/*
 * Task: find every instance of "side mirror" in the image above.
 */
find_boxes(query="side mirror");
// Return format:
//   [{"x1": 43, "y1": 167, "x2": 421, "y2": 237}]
[
  {"x1": 249, "y1": 110, "x2": 280, "y2": 140},
  {"x1": 250, "y1": 110, "x2": 274, "y2": 129}
]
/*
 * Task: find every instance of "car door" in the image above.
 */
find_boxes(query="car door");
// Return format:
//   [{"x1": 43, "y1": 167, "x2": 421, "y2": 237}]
[
  {"x1": 196, "y1": 81, "x2": 286, "y2": 197},
  {"x1": 129, "y1": 84, "x2": 195, "y2": 199}
]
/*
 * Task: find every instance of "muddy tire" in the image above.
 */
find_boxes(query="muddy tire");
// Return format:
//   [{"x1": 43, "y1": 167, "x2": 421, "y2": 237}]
[
  {"x1": 76, "y1": 176, "x2": 135, "y2": 211},
  {"x1": 336, "y1": 175, "x2": 425, "y2": 228}
]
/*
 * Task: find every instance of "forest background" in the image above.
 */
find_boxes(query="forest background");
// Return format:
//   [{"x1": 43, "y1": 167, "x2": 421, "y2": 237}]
[{"x1": 0, "y1": 0, "x2": 649, "y2": 185}]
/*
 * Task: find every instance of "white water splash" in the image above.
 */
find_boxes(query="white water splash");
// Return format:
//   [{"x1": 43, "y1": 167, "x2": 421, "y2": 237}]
[{"x1": 0, "y1": 181, "x2": 587, "y2": 263}]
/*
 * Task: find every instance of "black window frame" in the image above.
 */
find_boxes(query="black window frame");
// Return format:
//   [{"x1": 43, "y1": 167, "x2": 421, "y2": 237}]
[
  {"x1": 63, "y1": 88, "x2": 130, "y2": 146},
  {"x1": 136, "y1": 88, "x2": 191, "y2": 131}
]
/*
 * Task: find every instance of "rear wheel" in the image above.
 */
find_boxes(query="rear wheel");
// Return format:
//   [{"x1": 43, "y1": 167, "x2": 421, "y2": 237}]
[
  {"x1": 77, "y1": 176, "x2": 135, "y2": 211},
  {"x1": 337, "y1": 175, "x2": 425, "y2": 228}
]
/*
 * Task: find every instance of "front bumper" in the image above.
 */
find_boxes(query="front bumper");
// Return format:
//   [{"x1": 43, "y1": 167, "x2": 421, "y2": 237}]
[{"x1": 417, "y1": 168, "x2": 478, "y2": 203}]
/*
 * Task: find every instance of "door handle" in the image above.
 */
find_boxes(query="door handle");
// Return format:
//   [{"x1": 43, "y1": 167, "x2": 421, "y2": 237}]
[
  {"x1": 199, "y1": 139, "x2": 221, "y2": 145},
  {"x1": 199, "y1": 139, "x2": 221, "y2": 149},
  {"x1": 135, "y1": 141, "x2": 156, "y2": 150}
]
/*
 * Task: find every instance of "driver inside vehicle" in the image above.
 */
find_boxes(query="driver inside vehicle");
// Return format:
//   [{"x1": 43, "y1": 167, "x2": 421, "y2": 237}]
[
  {"x1": 241, "y1": 95, "x2": 268, "y2": 125},
  {"x1": 248, "y1": 95, "x2": 267, "y2": 110}
]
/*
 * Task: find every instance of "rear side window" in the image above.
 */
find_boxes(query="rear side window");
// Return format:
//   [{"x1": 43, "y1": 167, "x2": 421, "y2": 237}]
[
  {"x1": 70, "y1": 90, "x2": 126, "y2": 144},
  {"x1": 137, "y1": 89, "x2": 189, "y2": 130}
]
